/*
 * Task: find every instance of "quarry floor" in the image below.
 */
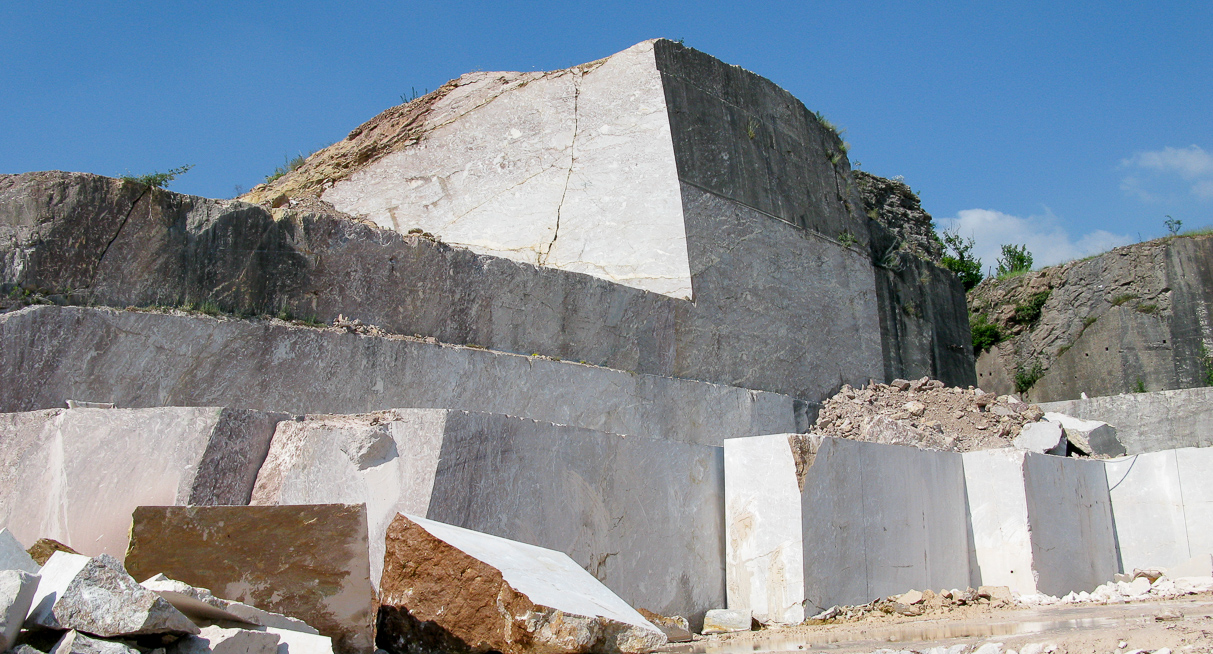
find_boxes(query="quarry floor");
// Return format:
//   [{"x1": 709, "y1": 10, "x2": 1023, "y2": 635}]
[{"x1": 667, "y1": 594, "x2": 1213, "y2": 653}]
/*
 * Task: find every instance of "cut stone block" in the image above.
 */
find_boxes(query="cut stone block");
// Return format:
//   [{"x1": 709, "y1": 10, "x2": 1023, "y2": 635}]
[
  {"x1": 140, "y1": 574, "x2": 318, "y2": 634},
  {"x1": 700, "y1": 609, "x2": 751, "y2": 635},
  {"x1": 49, "y1": 630, "x2": 141, "y2": 654},
  {"x1": 378, "y1": 514, "x2": 665, "y2": 654},
  {"x1": 1038, "y1": 387, "x2": 1213, "y2": 454},
  {"x1": 250, "y1": 409, "x2": 723, "y2": 624},
  {"x1": 723, "y1": 434, "x2": 804, "y2": 625},
  {"x1": 1013, "y1": 421, "x2": 1066, "y2": 455},
  {"x1": 1, "y1": 569, "x2": 38, "y2": 651},
  {"x1": 0, "y1": 529, "x2": 38, "y2": 574},
  {"x1": 1044, "y1": 412, "x2": 1125, "y2": 456},
  {"x1": 1167, "y1": 554, "x2": 1213, "y2": 579},
  {"x1": 0, "y1": 305, "x2": 801, "y2": 447},
  {"x1": 0, "y1": 406, "x2": 285, "y2": 556},
  {"x1": 124, "y1": 505, "x2": 373, "y2": 654},
  {"x1": 962, "y1": 449, "x2": 1117, "y2": 596},
  {"x1": 26, "y1": 552, "x2": 198, "y2": 637},
  {"x1": 265, "y1": 627, "x2": 333, "y2": 654},
  {"x1": 171, "y1": 625, "x2": 281, "y2": 654},
  {"x1": 1106, "y1": 447, "x2": 1213, "y2": 571},
  {"x1": 725, "y1": 435, "x2": 972, "y2": 614}
]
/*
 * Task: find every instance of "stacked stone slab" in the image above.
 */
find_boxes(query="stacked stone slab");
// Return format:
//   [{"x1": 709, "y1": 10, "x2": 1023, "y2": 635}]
[
  {"x1": 249, "y1": 409, "x2": 724, "y2": 624},
  {"x1": 0, "y1": 406, "x2": 285, "y2": 557},
  {"x1": 724, "y1": 435, "x2": 973, "y2": 618},
  {"x1": 962, "y1": 449, "x2": 1117, "y2": 596},
  {"x1": 1105, "y1": 447, "x2": 1213, "y2": 572}
]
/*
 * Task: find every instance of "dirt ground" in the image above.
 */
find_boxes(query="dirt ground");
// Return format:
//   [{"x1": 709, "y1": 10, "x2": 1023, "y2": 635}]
[{"x1": 661, "y1": 593, "x2": 1213, "y2": 653}]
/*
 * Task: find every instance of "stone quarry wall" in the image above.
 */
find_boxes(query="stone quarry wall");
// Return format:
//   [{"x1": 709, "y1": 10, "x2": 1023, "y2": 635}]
[
  {"x1": 0, "y1": 305, "x2": 798, "y2": 446},
  {"x1": 970, "y1": 234, "x2": 1213, "y2": 401},
  {"x1": 1039, "y1": 386, "x2": 1213, "y2": 454},
  {"x1": 1105, "y1": 447, "x2": 1213, "y2": 572}
]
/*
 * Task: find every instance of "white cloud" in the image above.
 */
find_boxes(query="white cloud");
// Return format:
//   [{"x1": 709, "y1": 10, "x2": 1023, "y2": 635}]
[
  {"x1": 938, "y1": 208, "x2": 1133, "y2": 270},
  {"x1": 1120, "y1": 145, "x2": 1213, "y2": 201}
]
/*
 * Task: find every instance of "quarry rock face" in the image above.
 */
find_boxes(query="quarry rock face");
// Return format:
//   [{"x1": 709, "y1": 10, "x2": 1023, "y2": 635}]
[
  {"x1": 377, "y1": 514, "x2": 665, "y2": 654},
  {"x1": 0, "y1": 406, "x2": 285, "y2": 556},
  {"x1": 249, "y1": 409, "x2": 725, "y2": 623},
  {"x1": 26, "y1": 552, "x2": 198, "y2": 637},
  {"x1": 124, "y1": 505, "x2": 373, "y2": 654}
]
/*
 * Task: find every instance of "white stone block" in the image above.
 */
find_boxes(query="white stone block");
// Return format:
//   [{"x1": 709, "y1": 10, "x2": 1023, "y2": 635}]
[
  {"x1": 961, "y1": 449, "x2": 1036, "y2": 595},
  {"x1": 1014, "y1": 421, "x2": 1066, "y2": 454},
  {"x1": 1174, "y1": 446, "x2": 1213, "y2": 557},
  {"x1": 173, "y1": 626, "x2": 281, "y2": 654},
  {"x1": 700, "y1": 608, "x2": 751, "y2": 634},
  {"x1": 1105, "y1": 450, "x2": 1190, "y2": 571},
  {"x1": 0, "y1": 528, "x2": 38, "y2": 574},
  {"x1": 1167, "y1": 554, "x2": 1213, "y2": 579},
  {"x1": 265, "y1": 628, "x2": 333, "y2": 654},
  {"x1": 724, "y1": 434, "x2": 804, "y2": 624},
  {"x1": 1, "y1": 569, "x2": 39, "y2": 651}
]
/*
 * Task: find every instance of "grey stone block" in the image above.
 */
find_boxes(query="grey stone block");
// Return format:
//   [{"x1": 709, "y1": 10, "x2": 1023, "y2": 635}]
[
  {"x1": 0, "y1": 529, "x2": 38, "y2": 574},
  {"x1": 0, "y1": 305, "x2": 798, "y2": 447},
  {"x1": 1106, "y1": 447, "x2": 1213, "y2": 572},
  {"x1": 0, "y1": 405, "x2": 284, "y2": 557},
  {"x1": 170, "y1": 626, "x2": 281, "y2": 654},
  {"x1": 249, "y1": 409, "x2": 724, "y2": 625},
  {"x1": 1039, "y1": 387, "x2": 1213, "y2": 454},
  {"x1": 1, "y1": 569, "x2": 38, "y2": 651},
  {"x1": 26, "y1": 552, "x2": 197, "y2": 637},
  {"x1": 49, "y1": 631, "x2": 141, "y2": 654},
  {"x1": 1013, "y1": 420, "x2": 1067, "y2": 454}
]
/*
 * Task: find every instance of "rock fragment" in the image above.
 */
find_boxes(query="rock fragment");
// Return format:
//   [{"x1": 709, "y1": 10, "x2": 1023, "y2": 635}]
[
  {"x1": 48, "y1": 630, "x2": 141, "y2": 654},
  {"x1": 378, "y1": 514, "x2": 665, "y2": 654},
  {"x1": 636, "y1": 609, "x2": 691, "y2": 642},
  {"x1": 171, "y1": 625, "x2": 281, "y2": 654},
  {"x1": 0, "y1": 529, "x2": 39, "y2": 574},
  {"x1": 700, "y1": 609, "x2": 751, "y2": 635},
  {"x1": 1, "y1": 569, "x2": 39, "y2": 651},
  {"x1": 139, "y1": 575, "x2": 318, "y2": 634},
  {"x1": 1013, "y1": 421, "x2": 1067, "y2": 455},
  {"x1": 26, "y1": 552, "x2": 198, "y2": 637},
  {"x1": 26, "y1": 539, "x2": 78, "y2": 566},
  {"x1": 1044, "y1": 412, "x2": 1125, "y2": 456}
]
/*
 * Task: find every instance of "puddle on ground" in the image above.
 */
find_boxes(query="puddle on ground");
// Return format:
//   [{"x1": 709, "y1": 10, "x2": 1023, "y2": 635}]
[{"x1": 664, "y1": 615, "x2": 1151, "y2": 653}]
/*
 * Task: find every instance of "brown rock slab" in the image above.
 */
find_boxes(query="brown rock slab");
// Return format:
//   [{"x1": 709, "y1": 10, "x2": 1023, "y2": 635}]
[
  {"x1": 27, "y1": 538, "x2": 77, "y2": 566},
  {"x1": 377, "y1": 514, "x2": 665, "y2": 654},
  {"x1": 124, "y1": 505, "x2": 373, "y2": 654}
]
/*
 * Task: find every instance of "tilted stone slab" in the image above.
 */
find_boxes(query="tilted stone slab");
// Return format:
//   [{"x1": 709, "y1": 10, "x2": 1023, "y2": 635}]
[
  {"x1": 1, "y1": 569, "x2": 39, "y2": 651},
  {"x1": 124, "y1": 505, "x2": 373, "y2": 654},
  {"x1": 725, "y1": 435, "x2": 972, "y2": 614},
  {"x1": 26, "y1": 552, "x2": 198, "y2": 637},
  {"x1": 962, "y1": 449, "x2": 1117, "y2": 597},
  {"x1": 249, "y1": 409, "x2": 724, "y2": 626},
  {"x1": 49, "y1": 631, "x2": 141, "y2": 654},
  {"x1": 0, "y1": 528, "x2": 39, "y2": 574},
  {"x1": 140, "y1": 574, "x2": 318, "y2": 634},
  {"x1": 378, "y1": 514, "x2": 665, "y2": 654},
  {"x1": 171, "y1": 626, "x2": 281, "y2": 654},
  {"x1": 1105, "y1": 446, "x2": 1213, "y2": 571},
  {"x1": 0, "y1": 405, "x2": 284, "y2": 557},
  {"x1": 0, "y1": 304, "x2": 800, "y2": 447}
]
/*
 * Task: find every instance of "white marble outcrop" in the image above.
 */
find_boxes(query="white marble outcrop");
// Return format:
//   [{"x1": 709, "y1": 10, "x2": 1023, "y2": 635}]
[
  {"x1": 962, "y1": 449, "x2": 1118, "y2": 596},
  {"x1": 250, "y1": 409, "x2": 724, "y2": 625},
  {"x1": 1105, "y1": 447, "x2": 1213, "y2": 571},
  {"x1": 0, "y1": 407, "x2": 284, "y2": 557}
]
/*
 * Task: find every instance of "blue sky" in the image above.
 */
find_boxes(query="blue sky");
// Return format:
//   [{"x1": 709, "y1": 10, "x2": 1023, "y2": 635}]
[{"x1": 3, "y1": 1, "x2": 1210, "y2": 269}]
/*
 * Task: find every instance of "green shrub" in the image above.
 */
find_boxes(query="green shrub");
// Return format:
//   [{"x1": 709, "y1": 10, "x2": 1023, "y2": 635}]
[
  {"x1": 940, "y1": 230, "x2": 984, "y2": 290},
  {"x1": 1014, "y1": 361, "x2": 1045, "y2": 393},
  {"x1": 1136, "y1": 303, "x2": 1158, "y2": 314},
  {"x1": 265, "y1": 152, "x2": 309, "y2": 183},
  {"x1": 838, "y1": 231, "x2": 858, "y2": 247},
  {"x1": 1011, "y1": 290, "x2": 1051, "y2": 325},
  {"x1": 996, "y1": 244, "x2": 1033, "y2": 278},
  {"x1": 970, "y1": 314, "x2": 1004, "y2": 355},
  {"x1": 1200, "y1": 344, "x2": 1213, "y2": 387},
  {"x1": 122, "y1": 164, "x2": 193, "y2": 190},
  {"x1": 1133, "y1": 378, "x2": 1147, "y2": 393},
  {"x1": 1111, "y1": 293, "x2": 1138, "y2": 307}
]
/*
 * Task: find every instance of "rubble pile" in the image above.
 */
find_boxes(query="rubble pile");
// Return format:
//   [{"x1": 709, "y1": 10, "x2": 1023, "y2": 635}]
[
  {"x1": 813, "y1": 377, "x2": 1046, "y2": 452},
  {"x1": 807, "y1": 586, "x2": 1016, "y2": 624}
]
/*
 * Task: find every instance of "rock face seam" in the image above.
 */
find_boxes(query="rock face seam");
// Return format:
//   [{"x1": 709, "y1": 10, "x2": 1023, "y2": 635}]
[
  {"x1": 540, "y1": 69, "x2": 581, "y2": 267},
  {"x1": 88, "y1": 184, "x2": 148, "y2": 294}
]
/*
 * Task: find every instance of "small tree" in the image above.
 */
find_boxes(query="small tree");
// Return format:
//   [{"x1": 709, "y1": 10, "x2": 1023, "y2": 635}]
[
  {"x1": 940, "y1": 230, "x2": 984, "y2": 290},
  {"x1": 1165, "y1": 215, "x2": 1183, "y2": 236},
  {"x1": 996, "y1": 244, "x2": 1033, "y2": 277},
  {"x1": 122, "y1": 164, "x2": 193, "y2": 190}
]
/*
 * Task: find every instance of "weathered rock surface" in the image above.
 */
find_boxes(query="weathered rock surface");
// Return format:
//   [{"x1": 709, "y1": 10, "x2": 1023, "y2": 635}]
[
  {"x1": 377, "y1": 514, "x2": 665, "y2": 654},
  {"x1": 48, "y1": 630, "x2": 141, "y2": 654},
  {"x1": 0, "y1": 305, "x2": 801, "y2": 447},
  {"x1": 0, "y1": 406, "x2": 285, "y2": 556},
  {"x1": 140, "y1": 574, "x2": 318, "y2": 634},
  {"x1": 970, "y1": 234, "x2": 1213, "y2": 401},
  {"x1": 124, "y1": 505, "x2": 373, "y2": 654},
  {"x1": 0, "y1": 529, "x2": 38, "y2": 574},
  {"x1": 26, "y1": 552, "x2": 198, "y2": 637},
  {"x1": 249, "y1": 408, "x2": 724, "y2": 625},
  {"x1": 854, "y1": 171, "x2": 943, "y2": 263},
  {"x1": 1040, "y1": 387, "x2": 1213, "y2": 454},
  {"x1": 699, "y1": 609, "x2": 751, "y2": 635},
  {"x1": 1, "y1": 569, "x2": 38, "y2": 651},
  {"x1": 26, "y1": 539, "x2": 78, "y2": 566},
  {"x1": 171, "y1": 625, "x2": 281, "y2": 654}
]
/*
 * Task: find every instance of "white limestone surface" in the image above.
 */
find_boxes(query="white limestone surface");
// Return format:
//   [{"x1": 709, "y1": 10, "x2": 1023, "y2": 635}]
[
  {"x1": 1174, "y1": 446, "x2": 1213, "y2": 557},
  {"x1": 800, "y1": 437, "x2": 971, "y2": 611},
  {"x1": 723, "y1": 434, "x2": 804, "y2": 624},
  {"x1": 961, "y1": 449, "x2": 1037, "y2": 595},
  {"x1": 250, "y1": 408, "x2": 724, "y2": 622},
  {"x1": 322, "y1": 41, "x2": 692, "y2": 299},
  {"x1": 1105, "y1": 450, "x2": 1191, "y2": 572},
  {"x1": 407, "y1": 515, "x2": 661, "y2": 635}
]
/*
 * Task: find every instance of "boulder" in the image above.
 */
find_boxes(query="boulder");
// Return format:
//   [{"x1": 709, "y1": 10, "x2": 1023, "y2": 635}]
[
  {"x1": 140, "y1": 574, "x2": 318, "y2": 634},
  {"x1": 700, "y1": 609, "x2": 751, "y2": 635},
  {"x1": 377, "y1": 514, "x2": 665, "y2": 654},
  {"x1": 171, "y1": 626, "x2": 281, "y2": 654},
  {"x1": 48, "y1": 630, "x2": 141, "y2": 654},
  {"x1": 1044, "y1": 412, "x2": 1125, "y2": 456},
  {"x1": 26, "y1": 552, "x2": 198, "y2": 637},
  {"x1": 124, "y1": 505, "x2": 373, "y2": 654},
  {"x1": 0, "y1": 529, "x2": 38, "y2": 573},
  {"x1": 1, "y1": 569, "x2": 39, "y2": 651},
  {"x1": 1013, "y1": 421, "x2": 1067, "y2": 455}
]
